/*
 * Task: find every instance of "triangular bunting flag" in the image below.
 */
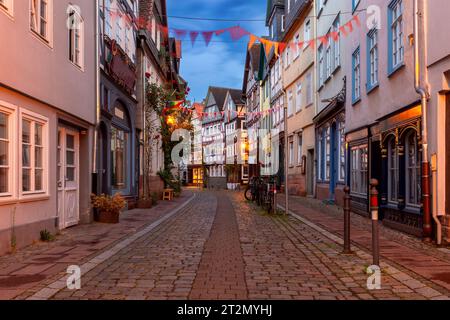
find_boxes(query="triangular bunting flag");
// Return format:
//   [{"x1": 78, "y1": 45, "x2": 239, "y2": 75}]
[
  {"x1": 353, "y1": 15, "x2": 361, "y2": 27},
  {"x1": 229, "y1": 26, "x2": 249, "y2": 41},
  {"x1": 308, "y1": 39, "x2": 316, "y2": 50},
  {"x1": 330, "y1": 31, "x2": 340, "y2": 42},
  {"x1": 248, "y1": 34, "x2": 257, "y2": 50},
  {"x1": 339, "y1": 25, "x2": 348, "y2": 37},
  {"x1": 279, "y1": 42, "x2": 287, "y2": 54},
  {"x1": 345, "y1": 20, "x2": 354, "y2": 33},
  {"x1": 215, "y1": 29, "x2": 227, "y2": 36},
  {"x1": 174, "y1": 29, "x2": 187, "y2": 39},
  {"x1": 319, "y1": 35, "x2": 329, "y2": 46},
  {"x1": 190, "y1": 31, "x2": 199, "y2": 46},
  {"x1": 201, "y1": 31, "x2": 214, "y2": 47},
  {"x1": 297, "y1": 41, "x2": 304, "y2": 49}
]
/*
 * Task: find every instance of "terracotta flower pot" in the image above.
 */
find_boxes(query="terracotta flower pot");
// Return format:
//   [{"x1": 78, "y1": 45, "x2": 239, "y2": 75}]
[{"x1": 95, "y1": 210, "x2": 120, "y2": 224}]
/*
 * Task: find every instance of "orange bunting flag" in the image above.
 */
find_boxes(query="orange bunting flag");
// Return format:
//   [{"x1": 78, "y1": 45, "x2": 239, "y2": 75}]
[
  {"x1": 248, "y1": 34, "x2": 257, "y2": 50},
  {"x1": 273, "y1": 42, "x2": 280, "y2": 57}
]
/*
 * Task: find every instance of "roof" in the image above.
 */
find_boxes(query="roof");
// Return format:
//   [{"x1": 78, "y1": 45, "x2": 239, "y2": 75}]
[
  {"x1": 228, "y1": 89, "x2": 244, "y2": 106},
  {"x1": 207, "y1": 86, "x2": 232, "y2": 110}
]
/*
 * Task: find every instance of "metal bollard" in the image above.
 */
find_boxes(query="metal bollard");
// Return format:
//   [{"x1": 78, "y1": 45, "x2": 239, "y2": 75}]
[
  {"x1": 343, "y1": 186, "x2": 352, "y2": 254},
  {"x1": 370, "y1": 179, "x2": 380, "y2": 266}
]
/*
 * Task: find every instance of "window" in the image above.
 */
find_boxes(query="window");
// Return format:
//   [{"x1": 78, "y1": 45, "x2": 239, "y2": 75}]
[
  {"x1": 338, "y1": 121, "x2": 346, "y2": 181},
  {"x1": 305, "y1": 72, "x2": 313, "y2": 106},
  {"x1": 0, "y1": 0, "x2": 13, "y2": 15},
  {"x1": 289, "y1": 140, "x2": 294, "y2": 166},
  {"x1": 116, "y1": 18, "x2": 123, "y2": 46},
  {"x1": 287, "y1": 0, "x2": 291, "y2": 13},
  {"x1": 304, "y1": 20, "x2": 311, "y2": 49},
  {"x1": 318, "y1": 129, "x2": 324, "y2": 181},
  {"x1": 332, "y1": 15, "x2": 341, "y2": 70},
  {"x1": 295, "y1": 82, "x2": 302, "y2": 112},
  {"x1": 297, "y1": 134, "x2": 302, "y2": 166},
  {"x1": 389, "y1": 0, "x2": 404, "y2": 73},
  {"x1": 69, "y1": 8, "x2": 83, "y2": 68},
  {"x1": 350, "y1": 145, "x2": 368, "y2": 195},
  {"x1": 0, "y1": 111, "x2": 11, "y2": 195},
  {"x1": 388, "y1": 137, "x2": 399, "y2": 203},
  {"x1": 294, "y1": 34, "x2": 300, "y2": 59},
  {"x1": 317, "y1": 0, "x2": 325, "y2": 13},
  {"x1": 285, "y1": 45, "x2": 291, "y2": 69},
  {"x1": 367, "y1": 29, "x2": 379, "y2": 89},
  {"x1": 325, "y1": 42, "x2": 332, "y2": 78},
  {"x1": 325, "y1": 126, "x2": 330, "y2": 180},
  {"x1": 405, "y1": 131, "x2": 421, "y2": 206},
  {"x1": 21, "y1": 115, "x2": 46, "y2": 194},
  {"x1": 318, "y1": 45, "x2": 324, "y2": 86},
  {"x1": 105, "y1": 0, "x2": 112, "y2": 37},
  {"x1": 352, "y1": 0, "x2": 361, "y2": 11},
  {"x1": 352, "y1": 47, "x2": 361, "y2": 103},
  {"x1": 30, "y1": 0, "x2": 50, "y2": 41},
  {"x1": 111, "y1": 127, "x2": 128, "y2": 190},
  {"x1": 281, "y1": 15, "x2": 285, "y2": 32},
  {"x1": 287, "y1": 90, "x2": 293, "y2": 116}
]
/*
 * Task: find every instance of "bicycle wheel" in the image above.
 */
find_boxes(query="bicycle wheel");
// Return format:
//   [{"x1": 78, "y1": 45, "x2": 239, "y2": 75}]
[{"x1": 244, "y1": 186, "x2": 253, "y2": 201}]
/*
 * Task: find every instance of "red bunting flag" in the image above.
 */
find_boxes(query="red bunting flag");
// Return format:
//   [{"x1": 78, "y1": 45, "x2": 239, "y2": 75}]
[
  {"x1": 215, "y1": 29, "x2": 227, "y2": 36},
  {"x1": 339, "y1": 25, "x2": 348, "y2": 37},
  {"x1": 330, "y1": 31, "x2": 340, "y2": 42},
  {"x1": 190, "y1": 31, "x2": 199, "y2": 46},
  {"x1": 345, "y1": 20, "x2": 354, "y2": 33},
  {"x1": 174, "y1": 29, "x2": 187, "y2": 39},
  {"x1": 201, "y1": 31, "x2": 214, "y2": 47},
  {"x1": 279, "y1": 42, "x2": 287, "y2": 54},
  {"x1": 353, "y1": 15, "x2": 361, "y2": 27},
  {"x1": 308, "y1": 39, "x2": 316, "y2": 50},
  {"x1": 297, "y1": 41, "x2": 304, "y2": 49},
  {"x1": 228, "y1": 26, "x2": 249, "y2": 41},
  {"x1": 319, "y1": 35, "x2": 329, "y2": 46}
]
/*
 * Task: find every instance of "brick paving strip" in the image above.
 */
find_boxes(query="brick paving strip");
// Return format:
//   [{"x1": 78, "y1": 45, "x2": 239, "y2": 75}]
[
  {"x1": 189, "y1": 192, "x2": 248, "y2": 300},
  {"x1": 275, "y1": 197, "x2": 450, "y2": 297},
  {"x1": 0, "y1": 192, "x2": 195, "y2": 300}
]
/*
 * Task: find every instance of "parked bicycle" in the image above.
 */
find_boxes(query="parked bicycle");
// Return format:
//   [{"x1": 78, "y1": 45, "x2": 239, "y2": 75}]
[{"x1": 244, "y1": 176, "x2": 277, "y2": 214}]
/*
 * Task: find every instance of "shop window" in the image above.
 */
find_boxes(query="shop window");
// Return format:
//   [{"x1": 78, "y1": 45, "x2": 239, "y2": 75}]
[
  {"x1": 405, "y1": 130, "x2": 421, "y2": 207},
  {"x1": 387, "y1": 136, "x2": 399, "y2": 203},
  {"x1": 350, "y1": 145, "x2": 368, "y2": 195}
]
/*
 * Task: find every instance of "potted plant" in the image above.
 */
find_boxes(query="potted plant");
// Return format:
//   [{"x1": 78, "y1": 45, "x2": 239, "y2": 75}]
[{"x1": 91, "y1": 193, "x2": 126, "y2": 224}]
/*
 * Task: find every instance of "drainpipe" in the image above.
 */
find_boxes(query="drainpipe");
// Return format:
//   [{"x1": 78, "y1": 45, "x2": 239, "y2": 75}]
[
  {"x1": 413, "y1": 0, "x2": 432, "y2": 240},
  {"x1": 431, "y1": 154, "x2": 442, "y2": 245},
  {"x1": 93, "y1": 0, "x2": 101, "y2": 194}
]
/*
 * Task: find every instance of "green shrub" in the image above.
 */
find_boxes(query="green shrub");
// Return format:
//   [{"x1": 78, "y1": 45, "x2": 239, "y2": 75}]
[{"x1": 40, "y1": 229, "x2": 55, "y2": 242}]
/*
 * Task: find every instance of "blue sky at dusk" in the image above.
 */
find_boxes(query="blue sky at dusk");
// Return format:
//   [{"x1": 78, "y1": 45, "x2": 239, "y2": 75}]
[{"x1": 167, "y1": 0, "x2": 268, "y2": 103}]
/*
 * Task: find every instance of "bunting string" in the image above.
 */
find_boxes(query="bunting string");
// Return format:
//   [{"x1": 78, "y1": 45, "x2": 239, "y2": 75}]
[{"x1": 103, "y1": 7, "x2": 362, "y2": 54}]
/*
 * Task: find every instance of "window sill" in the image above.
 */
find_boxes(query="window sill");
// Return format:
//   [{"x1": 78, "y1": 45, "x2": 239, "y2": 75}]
[
  {"x1": 30, "y1": 29, "x2": 52, "y2": 48},
  {"x1": 18, "y1": 194, "x2": 50, "y2": 203},
  {"x1": 388, "y1": 62, "x2": 405, "y2": 78},
  {"x1": 366, "y1": 82, "x2": 379, "y2": 94},
  {"x1": 352, "y1": 97, "x2": 361, "y2": 106}
]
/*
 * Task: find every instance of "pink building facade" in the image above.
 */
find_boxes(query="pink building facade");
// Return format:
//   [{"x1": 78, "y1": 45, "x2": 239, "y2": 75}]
[{"x1": 0, "y1": 0, "x2": 96, "y2": 254}]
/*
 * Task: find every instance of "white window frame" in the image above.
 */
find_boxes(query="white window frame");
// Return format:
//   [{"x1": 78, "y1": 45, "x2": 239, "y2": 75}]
[
  {"x1": 405, "y1": 131, "x2": 421, "y2": 208},
  {"x1": 350, "y1": 145, "x2": 368, "y2": 196},
  {"x1": 318, "y1": 45, "x2": 324, "y2": 86},
  {"x1": 388, "y1": 137, "x2": 399, "y2": 204},
  {"x1": 289, "y1": 140, "x2": 294, "y2": 166},
  {"x1": 19, "y1": 109, "x2": 49, "y2": 198},
  {"x1": 0, "y1": 102, "x2": 17, "y2": 201},
  {"x1": 30, "y1": 0, "x2": 52, "y2": 44},
  {"x1": 287, "y1": 90, "x2": 293, "y2": 116},
  {"x1": 295, "y1": 82, "x2": 302, "y2": 113},
  {"x1": 332, "y1": 15, "x2": 341, "y2": 70},
  {"x1": 391, "y1": 0, "x2": 404, "y2": 69},
  {"x1": 368, "y1": 30, "x2": 378, "y2": 86},
  {"x1": 297, "y1": 134, "x2": 303, "y2": 166},
  {"x1": 304, "y1": 19, "x2": 311, "y2": 50},
  {"x1": 353, "y1": 47, "x2": 361, "y2": 102},
  {"x1": 0, "y1": 0, "x2": 13, "y2": 16},
  {"x1": 68, "y1": 7, "x2": 84, "y2": 69}
]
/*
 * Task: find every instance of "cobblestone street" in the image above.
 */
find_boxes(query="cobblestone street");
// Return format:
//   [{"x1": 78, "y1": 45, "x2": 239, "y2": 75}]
[{"x1": 0, "y1": 190, "x2": 447, "y2": 300}]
